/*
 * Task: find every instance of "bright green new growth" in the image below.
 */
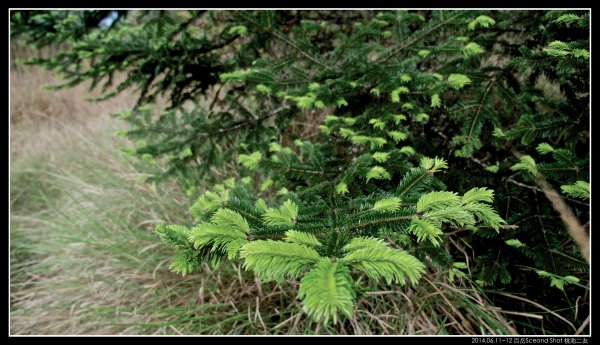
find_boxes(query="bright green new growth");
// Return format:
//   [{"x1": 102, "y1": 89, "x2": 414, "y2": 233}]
[
  {"x1": 351, "y1": 135, "x2": 387, "y2": 149},
  {"x1": 343, "y1": 117, "x2": 357, "y2": 126},
  {"x1": 339, "y1": 127, "x2": 355, "y2": 138},
  {"x1": 220, "y1": 68, "x2": 258, "y2": 82},
  {"x1": 372, "y1": 151, "x2": 390, "y2": 163},
  {"x1": 210, "y1": 208, "x2": 250, "y2": 233},
  {"x1": 371, "y1": 197, "x2": 401, "y2": 212},
  {"x1": 431, "y1": 94, "x2": 441, "y2": 108},
  {"x1": 336, "y1": 182, "x2": 349, "y2": 195},
  {"x1": 448, "y1": 262, "x2": 468, "y2": 283},
  {"x1": 420, "y1": 156, "x2": 448, "y2": 172},
  {"x1": 511, "y1": 155, "x2": 538, "y2": 176},
  {"x1": 156, "y1": 224, "x2": 199, "y2": 276},
  {"x1": 447, "y1": 74, "x2": 472, "y2": 90},
  {"x1": 463, "y1": 42, "x2": 484, "y2": 57},
  {"x1": 341, "y1": 237, "x2": 387, "y2": 252},
  {"x1": 399, "y1": 146, "x2": 416, "y2": 155},
  {"x1": 492, "y1": 128, "x2": 505, "y2": 138},
  {"x1": 416, "y1": 113, "x2": 429, "y2": 122},
  {"x1": 190, "y1": 190, "x2": 229, "y2": 217},
  {"x1": 240, "y1": 240, "x2": 321, "y2": 282},
  {"x1": 408, "y1": 187, "x2": 504, "y2": 246},
  {"x1": 263, "y1": 199, "x2": 299, "y2": 227},
  {"x1": 561, "y1": 181, "x2": 589, "y2": 199},
  {"x1": 256, "y1": 84, "x2": 272, "y2": 94},
  {"x1": 417, "y1": 191, "x2": 460, "y2": 212},
  {"x1": 366, "y1": 166, "x2": 392, "y2": 182},
  {"x1": 536, "y1": 143, "x2": 555, "y2": 155},
  {"x1": 536, "y1": 270, "x2": 581, "y2": 291},
  {"x1": 391, "y1": 86, "x2": 409, "y2": 103},
  {"x1": 260, "y1": 179, "x2": 273, "y2": 191},
  {"x1": 341, "y1": 240, "x2": 426, "y2": 285},
  {"x1": 324, "y1": 114, "x2": 340, "y2": 124},
  {"x1": 571, "y1": 49, "x2": 589, "y2": 59},
  {"x1": 228, "y1": 25, "x2": 248, "y2": 35},
  {"x1": 238, "y1": 151, "x2": 262, "y2": 170},
  {"x1": 336, "y1": 98, "x2": 349, "y2": 107},
  {"x1": 188, "y1": 211, "x2": 249, "y2": 260},
  {"x1": 408, "y1": 219, "x2": 444, "y2": 246},
  {"x1": 284, "y1": 230, "x2": 322, "y2": 248},
  {"x1": 393, "y1": 114, "x2": 407, "y2": 124},
  {"x1": 505, "y1": 239, "x2": 525, "y2": 248},
  {"x1": 543, "y1": 41, "x2": 571, "y2": 57},
  {"x1": 485, "y1": 165, "x2": 499, "y2": 173},
  {"x1": 388, "y1": 130, "x2": 408, "y2": 143},
  {"x1": 255, "y1": 198, "x2": 269, "y2": 212},
  {"x1": 369, "y1": 118, "x2": 386, "y2": 130},
  {"x1": 298, "y1": 258, "x2": 355, "y2": 325},
  {"x1": 468, "y1": 15, "x2": 496, "y2": 30},
  {"x1": 553, "y1": 13, "x2": 581, "y2": 25},
  {"x1": 402, "y1": 103, "x2": 414, "y2": 110}
]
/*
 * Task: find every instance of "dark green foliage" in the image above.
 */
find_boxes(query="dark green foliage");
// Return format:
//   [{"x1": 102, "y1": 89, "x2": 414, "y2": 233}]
[{"x1": 12, "y1": 9, "x2": 589, "y2": 334}]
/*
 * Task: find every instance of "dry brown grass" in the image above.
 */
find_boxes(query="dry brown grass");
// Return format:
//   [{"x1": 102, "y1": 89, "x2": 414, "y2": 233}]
[{"x1": 10, "y1": 45, "x2": 134, "y2": 158}]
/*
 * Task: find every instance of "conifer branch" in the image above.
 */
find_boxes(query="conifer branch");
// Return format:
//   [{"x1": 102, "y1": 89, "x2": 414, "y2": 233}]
[
  {"x1": 343, "y1": 215, "x2": 415, "y2": 232},
  {"x1": 235, "y1": 12, "x2": 332, "y2": 70},
  {"x1": 378, "y1": 12, "x2": 467, "y2": 63},
  {"x1": 466, "y1": 79, "x2": 494, "y2": 145}
]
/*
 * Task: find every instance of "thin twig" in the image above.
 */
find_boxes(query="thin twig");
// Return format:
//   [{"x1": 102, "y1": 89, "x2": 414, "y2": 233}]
[
  {"x1": 236, "y1": 12, "x2": 331, "y2": 69},
  {"x1": 507, "y1": 176, "x2": 543, "y2": 192},
  {"x1": 512, "y1": 151, "x2": 589, "y2": 263},
  {"x1": 575, "y1": 315, "x2": 590, "y2": 335},
  {"x1": 378, "y1": 12, "x2": 467, "y2": 64},
  {"x1": 494, "y1": 292, "x2": 577, "y2": 332},
  {"x1": 209, "y1": 84, "x2": 224, "y2": 112},
  {"x1": 190, "y1": 106, "x2": 290, "y2": 144},
  {"x1": 506, "y1": 177, "x2": 589, "y2": 207},
  {"x1": 467, "y1": 80, "x2": 495, "y2": 143}
]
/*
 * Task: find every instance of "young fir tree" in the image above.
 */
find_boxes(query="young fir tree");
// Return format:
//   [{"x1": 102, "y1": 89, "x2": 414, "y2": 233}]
[{"x1": 11, "y1": 9, "x2": 589, "y2": 333}]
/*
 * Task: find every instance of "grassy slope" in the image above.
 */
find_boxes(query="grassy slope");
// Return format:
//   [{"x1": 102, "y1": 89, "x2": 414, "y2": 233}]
[{"x1": 10, "y1": 50, "x2": 517, "y2": 335}]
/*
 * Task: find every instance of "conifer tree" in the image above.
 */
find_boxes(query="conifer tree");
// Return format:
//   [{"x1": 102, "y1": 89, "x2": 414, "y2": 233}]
[{"x1": 11, "y1": 9, "x2": 589, "y2": 333}]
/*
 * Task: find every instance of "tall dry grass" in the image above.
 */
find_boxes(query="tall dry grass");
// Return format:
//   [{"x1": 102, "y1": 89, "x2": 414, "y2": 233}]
[{"x1": 9, "y1": 45, "x2": 519, "y2": 335}]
